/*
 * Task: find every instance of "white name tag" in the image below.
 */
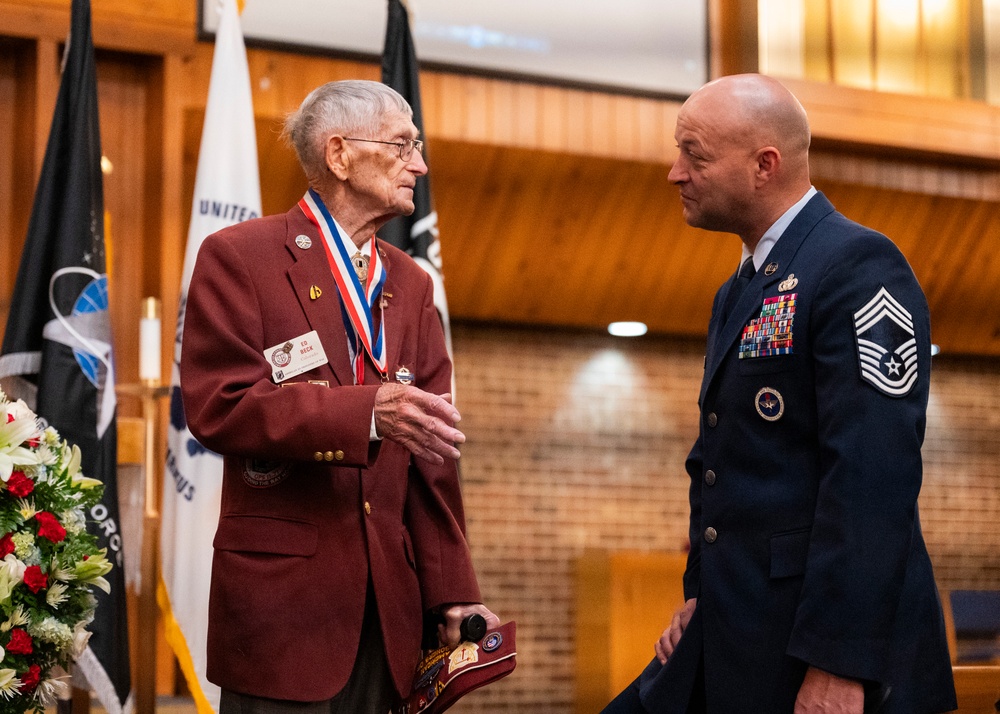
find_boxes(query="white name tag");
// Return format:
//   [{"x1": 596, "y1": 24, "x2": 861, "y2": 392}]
[{"x1": 265, "y1": 330, "x2": 329, "y2": 383}]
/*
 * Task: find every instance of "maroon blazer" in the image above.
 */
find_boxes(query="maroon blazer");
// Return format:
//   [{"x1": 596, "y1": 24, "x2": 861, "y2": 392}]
[{"x1": 180, "y1": 205, "x2": 482, "y2": 701}]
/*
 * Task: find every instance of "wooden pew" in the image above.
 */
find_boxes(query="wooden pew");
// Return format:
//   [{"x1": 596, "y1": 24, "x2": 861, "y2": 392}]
[{"x1": 952, "y1": 665, "x2": 1000, "y2": 713}]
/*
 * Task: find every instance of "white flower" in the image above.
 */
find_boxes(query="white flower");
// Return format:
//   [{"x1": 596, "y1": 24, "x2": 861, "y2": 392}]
[
  {"x1": 46, "y1": 581, "x2": 70, "y2": 608},
  {"x1": 36, "y1": 675, "x2": 69, "y2": 706},
  {"x1": 0, "y1": 553, "x2": 26, "y2": 605},
  {"x1": 16, "y1": 498, "x2": 35, "y2": 520},
  {"x1": 60, "y1": 508, "x2": 87, "y2": 536},
  {"x1": 0, "y1": 669, "x2": 21, "y2": 700},
  {"x1": 29, "y1": 616, "x2": 74, "y2": 651},
  {"x1": 1, "y1": 605, "x2": 29, "y2": 632},
  {"x1": 0, "y1": 405, "x2": 41, "y2": 482},
  {"x1": 72, "y1": 625, "x2": 93, "y2": 657}
]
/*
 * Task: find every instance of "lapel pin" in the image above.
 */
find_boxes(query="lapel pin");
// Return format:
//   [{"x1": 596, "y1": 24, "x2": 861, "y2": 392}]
[
  {"x1": 395, "y1": 366, "x2": 415, "y2": 385},
  {"x1": 778, "y1": 274, "x2": 799, "y2": 292},
  {"x1": 764, "y1": 262, "x2": 779, "y2": 276},
  {"x1": 309, "y1": 285, "x2": 322, "y2": 300},
  {"x1": 295, "y1": 234, "x2": 313, "y2": 249}
]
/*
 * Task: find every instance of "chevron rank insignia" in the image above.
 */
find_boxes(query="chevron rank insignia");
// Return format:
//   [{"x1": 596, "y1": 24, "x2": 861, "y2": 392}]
[{"x1": 853, "y1": 286, "x2": 918, "y2": 397}]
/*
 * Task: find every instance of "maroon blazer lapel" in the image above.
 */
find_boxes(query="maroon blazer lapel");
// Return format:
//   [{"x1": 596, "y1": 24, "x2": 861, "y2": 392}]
[{"x1": 283, "y1": 206, "x2": 355, "y2": 387}]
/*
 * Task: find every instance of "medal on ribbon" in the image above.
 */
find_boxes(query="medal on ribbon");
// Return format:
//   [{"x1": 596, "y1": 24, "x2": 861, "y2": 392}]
[{"x1": 298, "y1": 189, "x2": 387, "y2": 384}]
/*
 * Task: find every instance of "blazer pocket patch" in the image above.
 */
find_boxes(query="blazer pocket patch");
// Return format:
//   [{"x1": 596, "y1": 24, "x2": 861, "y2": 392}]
[
  {"x1": 242, "y1": 458, "x2": 291, "y2": 488},
  {"x1": 769, "y1": 527, "x2": 811, "y2": 579},
  {"x1": 214, "y1": 515, "x2": 318, "y2": 556}
]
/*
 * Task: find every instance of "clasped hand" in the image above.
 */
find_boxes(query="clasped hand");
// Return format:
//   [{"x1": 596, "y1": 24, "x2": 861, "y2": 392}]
[{"x1": 375, "y1": 384, "x2": 465, "y2": 464}]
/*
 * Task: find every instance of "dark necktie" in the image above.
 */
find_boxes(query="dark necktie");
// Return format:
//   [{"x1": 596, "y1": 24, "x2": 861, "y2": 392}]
[{"x1": 721, "y1": 256, "x2": 756, "y2": 324}]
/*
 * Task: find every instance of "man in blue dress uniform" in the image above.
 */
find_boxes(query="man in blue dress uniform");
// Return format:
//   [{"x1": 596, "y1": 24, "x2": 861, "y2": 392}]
[{"x1": 604, "y1": 74, "x2": 956, "y2": 714}]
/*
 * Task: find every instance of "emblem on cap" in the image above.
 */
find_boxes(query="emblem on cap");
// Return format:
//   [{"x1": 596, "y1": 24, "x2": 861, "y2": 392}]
[
  {"x1": 778, "y1": 274, "x2": 799, "y2": 292},
  {"x1": 295, "y1": 234, "x2": 312, "y2": 249},
  {"x1": 395, "y1": 366, "x2": 415, "y2": 385},
  {"x1": 270, "y1": 341, "x2": 294, "y2": 368},
  {"x1": 448, "y1": 642, "x2": 480, "y2": 673},
  {"x1": 482, "y1": 631, "x2": 503, "y2": 652},
  {"x1": 764, "y1": 262, "x2": 779, "y2": 276},
  {"x1": 854, "y1": 286, "x2": 918, "y2": 397},
  {"x1": 755, "y1": 387, "x2": 784, "y2": 421}
]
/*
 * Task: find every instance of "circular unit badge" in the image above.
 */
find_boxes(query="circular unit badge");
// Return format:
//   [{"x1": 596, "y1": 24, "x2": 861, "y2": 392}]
[
  {"x1": 482, "y1": 631, "x2": 503, "y2": 652},
  {"x1": 755, "y1": 387, "x2": 784, "y2": 422}
]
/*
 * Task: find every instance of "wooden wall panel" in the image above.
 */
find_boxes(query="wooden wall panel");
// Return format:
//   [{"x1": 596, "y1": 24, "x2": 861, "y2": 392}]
[{"x1": 96, "y1": 52, "x2": 155, "y2": 415}]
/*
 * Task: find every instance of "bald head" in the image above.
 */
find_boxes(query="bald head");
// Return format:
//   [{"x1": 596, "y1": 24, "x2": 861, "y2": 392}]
[
  {"x1": 668, "y1": 74, "x2": 813, "y2": 245},
  {"x1": 691, "y1": 74, "x2": 810, "y2": 161}
]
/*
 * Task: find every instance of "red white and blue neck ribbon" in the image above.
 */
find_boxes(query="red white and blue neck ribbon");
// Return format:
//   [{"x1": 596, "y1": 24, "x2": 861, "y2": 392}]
[{"x1": 298, "y1": 188, "x2": 387, "y2": 384}]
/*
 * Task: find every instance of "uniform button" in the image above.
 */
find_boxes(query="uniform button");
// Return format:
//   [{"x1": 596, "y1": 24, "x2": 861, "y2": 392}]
[
  {"x1": 324, "y1": 451, "x2": 334, "y2": 462},
  {"x1": 704, "y1": 527, "x2": 718, "y2": 543},
  {"x1": 705, "y1": 469, "x2": 716, "y2": 486},
  {"x1": 334, "y1": 450, "x2": 345, "y2": 461},
  {"x1": 364, "y1": 501, "x2": 371, "y2": 515},
  {"x1": 707, "y1": 412, "x2": 718, "y2": 427},
  {"x1": 313, "y1": 452, "x2": 324, "y2": 461}
]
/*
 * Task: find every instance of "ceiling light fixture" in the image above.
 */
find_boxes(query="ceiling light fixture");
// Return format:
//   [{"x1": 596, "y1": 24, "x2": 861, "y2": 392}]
[{"x1": 608, "y1": 321, "x2": 648, "y2": 337}]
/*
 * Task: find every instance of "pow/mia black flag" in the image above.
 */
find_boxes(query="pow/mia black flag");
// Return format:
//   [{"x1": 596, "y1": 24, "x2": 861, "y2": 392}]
[
  {"x1": 0, "y1": 0, "x2": 132, "y2": 710},
  {"x1": 380, "y1": 0, "x2": 453, "y2": 348}
]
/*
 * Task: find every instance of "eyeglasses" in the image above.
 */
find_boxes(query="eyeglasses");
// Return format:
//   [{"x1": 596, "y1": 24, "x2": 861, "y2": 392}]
[{"x1": 342, "y1": 137, "x2": 424, "y2": 161}]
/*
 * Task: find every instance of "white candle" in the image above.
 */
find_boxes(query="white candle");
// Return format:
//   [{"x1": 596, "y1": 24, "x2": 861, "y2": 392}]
[{"x1": 139, "y1": 297, "x2": 161, "y2": 383}]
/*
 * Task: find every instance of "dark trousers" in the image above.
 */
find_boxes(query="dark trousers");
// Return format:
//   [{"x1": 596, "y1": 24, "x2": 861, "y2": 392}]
[
  {"x1": 220, "y1": 582, "x2": 399, "y2": 714},
  {"x1": 601, "y1": 656, "x2": 706, "y2": 714}
]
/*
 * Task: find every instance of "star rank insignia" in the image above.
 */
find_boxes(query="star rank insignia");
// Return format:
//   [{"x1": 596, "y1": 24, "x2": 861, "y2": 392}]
[{"x1": 853, "y1": 286, "x2": 918, "y2": 397}]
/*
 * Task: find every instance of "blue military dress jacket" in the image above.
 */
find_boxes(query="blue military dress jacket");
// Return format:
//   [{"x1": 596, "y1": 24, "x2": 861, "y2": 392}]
[{"x1": 639, "y1": 192, "x2": 956, "y2": 714}]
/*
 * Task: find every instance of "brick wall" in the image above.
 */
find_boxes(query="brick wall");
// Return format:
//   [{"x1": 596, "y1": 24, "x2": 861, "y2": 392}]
[{"x1": 447, "y1": 323, "x2": 1000, "y2": 713}]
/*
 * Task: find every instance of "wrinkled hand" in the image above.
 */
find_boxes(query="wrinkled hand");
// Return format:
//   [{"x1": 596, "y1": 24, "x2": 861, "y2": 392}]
[
  {"x1": 794, "y1": 666, "x2": 864, "y2": 714},
  {"x1": 654, "y1": 597, "x2": 697, "y2": 664},
  {"x1": 375, "y1": 385, "x2": 465, "y2": 465},
  {"x1": 438, "y1": 603, "x2": 501, "y2": 649}
]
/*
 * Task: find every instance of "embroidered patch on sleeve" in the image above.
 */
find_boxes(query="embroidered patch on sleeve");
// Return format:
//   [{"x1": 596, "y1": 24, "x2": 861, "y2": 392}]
[
  {"x1": 853, "y1": 286, "x2": 918, "y2": 397},
  {"x1": 739, "y1": 293, "x2": 797, "y2": 359}
]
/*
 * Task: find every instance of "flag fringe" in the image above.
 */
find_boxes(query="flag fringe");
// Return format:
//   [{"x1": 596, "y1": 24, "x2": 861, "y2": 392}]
[{"x1": 157, "y1": 577, "x2": 217, "y2": 714}]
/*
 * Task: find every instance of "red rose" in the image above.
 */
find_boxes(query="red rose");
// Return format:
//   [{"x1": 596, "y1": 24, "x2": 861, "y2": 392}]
[
  {"x1": 6, "y1": 628, "x2": 32, "y2": 655},
  {"x1": 18, "y1": 664, "x2": 40, "y2": 692},
  {"x1": 35, "y1": 511, "x2": 66, "y2": 543},
  {"x1": 6, "y1": 471, "x2": 34, "y2": 498},
  {"x1": 23, "y1": 565, "x2": 47, "y2": 593},
  {"x1": 0, "y1": 534, "x2": 13, "y2": 559}
]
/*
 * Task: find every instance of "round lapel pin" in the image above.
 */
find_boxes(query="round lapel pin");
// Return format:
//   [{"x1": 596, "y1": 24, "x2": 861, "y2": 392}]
[
  {"x1": 755, "y1": 387, "x2": 784, "y2": 421},
  {"x1": 295, "y1": 234, "x2": 313, "y2": 249}
]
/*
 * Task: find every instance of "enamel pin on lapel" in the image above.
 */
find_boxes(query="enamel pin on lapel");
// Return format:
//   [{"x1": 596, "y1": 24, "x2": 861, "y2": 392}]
[
  {"x1": 295, "y1": 234, "x2": 313, "y2": 249},
  {"x1": 309, "y1": 285, "x2": 322, "y2": 300},
  {"x1": 764, "y1": 262, "x2": 779, "y2": 276},
  {"x1": 395, "y1": 366, "x2": 415, "y2": 385}
]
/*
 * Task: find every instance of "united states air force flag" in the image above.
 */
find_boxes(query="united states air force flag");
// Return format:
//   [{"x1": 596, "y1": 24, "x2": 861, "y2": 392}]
[
  {"x1": 157, "y1": 0, "x2": 261, "y2": 710},
  {"x1": 0, "y1": 0, "x2": 132, "y2": 710}
]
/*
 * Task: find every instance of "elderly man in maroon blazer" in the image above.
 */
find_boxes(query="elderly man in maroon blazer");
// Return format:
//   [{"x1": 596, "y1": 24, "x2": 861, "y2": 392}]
[{"x1": 180, "y1": 79, "x2": 498, "y2": 714}]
